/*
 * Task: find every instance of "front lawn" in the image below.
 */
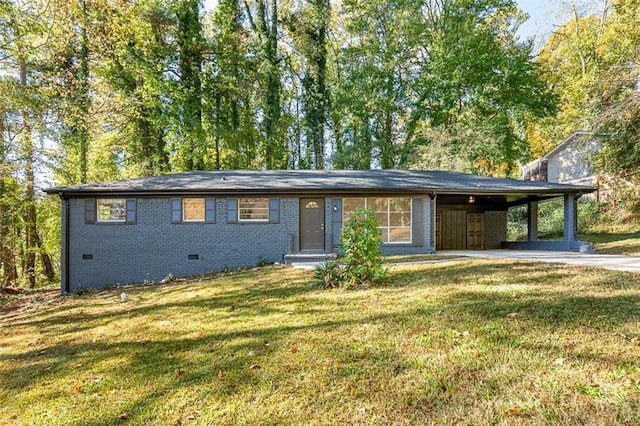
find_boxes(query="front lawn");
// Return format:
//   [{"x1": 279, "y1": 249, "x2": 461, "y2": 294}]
[
  {"x1": 581, "y1": 231, "x2": 640, "y2": 256},
  {"x1": 1, "y1": 259, "x2": 639, "y2": 425}
]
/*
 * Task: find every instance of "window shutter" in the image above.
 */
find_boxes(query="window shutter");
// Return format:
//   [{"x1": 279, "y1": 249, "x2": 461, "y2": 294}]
[
  {"x1": 227, "y1": 198, "x2": 238, "y2": 222},
  {"x1": 411, "y1": 198, "x2": 424, "y2": 247},
  {"x1": 268, "y1": 198, "x2": 279, "y2": 223},
  {"x1": 205, "y1": 198, "x2": 216, "y2": 223},
  {"x1": 125, "y1": 199, "x2": 137, "y2": 224},
  {"x1": 85, "y1": 199, "x2": 96, "y2": 224},
  {"x1": 171, "y1": 198, "x2": 181, "y2": 223}
]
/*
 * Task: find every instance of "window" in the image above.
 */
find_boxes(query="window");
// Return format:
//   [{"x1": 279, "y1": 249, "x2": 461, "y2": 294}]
[
  {"x1": 343, "y1": 197, "x2": 412, "y2": 243},
  {"x1": 97, "y1": 199, "x2": 126, "y2": 222},
  {"x1": 172, "y1": 198, "x2": 215, "y2": 223},
  {"x1": 239, "y1": 198, "x2": 269, "y2": 221},
  {"x1": 183, "y1": 198, "x2": 205, "y2": 222}
]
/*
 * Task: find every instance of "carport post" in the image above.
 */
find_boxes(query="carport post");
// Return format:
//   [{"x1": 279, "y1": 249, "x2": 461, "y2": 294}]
[
  {"x1": 563, "y1": 193, "x2": 577, "y2": 242},
  {"x1": 527, "y1": 201, "x2": 538, "y2": 241}
]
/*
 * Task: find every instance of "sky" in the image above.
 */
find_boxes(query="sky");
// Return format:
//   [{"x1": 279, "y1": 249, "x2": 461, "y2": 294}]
[{"x1": 516, "y1": 0, "x2": 557, "y2": 43}]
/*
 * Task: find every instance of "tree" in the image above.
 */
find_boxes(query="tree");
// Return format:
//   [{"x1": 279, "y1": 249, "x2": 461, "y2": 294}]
[
  {"x1": 203, "y1": 0, "x2": 260, "y2": 169},
  {"x1": 172, "y1": 0, "x2": 206, "y2": 170},
  {"x1": 286, "y1": 0, "x2": 331, "y2": 169},
  {"x1": 245, "y1": 0, "x2": 288, "y2": 169},
  {"x1": 0, "y1": 0, "x2": 55, "y2": 286},
  {"x1": 99, "y1": 0, "x2": 172, "y2": 177}
]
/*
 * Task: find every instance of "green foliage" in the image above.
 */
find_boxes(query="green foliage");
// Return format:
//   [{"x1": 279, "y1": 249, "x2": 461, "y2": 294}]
[
  {"x1": 340, "y1": 208, "x2": 387, "y2": 287},
  {"x1": 507, "y1": 198, "x2": 611, "y2": 242},
  {"x1": 313, "y1": 261, "x2": 343, "y2": 289},
  {"x1": 533, "y1": 1, "x2": 640, "y2": 193}
]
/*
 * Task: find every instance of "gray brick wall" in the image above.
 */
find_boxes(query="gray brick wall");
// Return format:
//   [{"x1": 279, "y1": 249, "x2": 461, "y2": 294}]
[
  {"x1": 67, "y1": 197, "x2": 298, "y2": 290},
  {"x1": 65, "y1": 195, "x2": 436, "y2": 291},
  {"x1": 485, "y1": 211, "x2": 507, "y2": 249}
]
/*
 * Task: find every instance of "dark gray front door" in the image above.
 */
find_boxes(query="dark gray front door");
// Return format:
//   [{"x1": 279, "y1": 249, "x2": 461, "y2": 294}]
[{"x1": 300, "y1": 198, "x2": 325, "y2": 251}]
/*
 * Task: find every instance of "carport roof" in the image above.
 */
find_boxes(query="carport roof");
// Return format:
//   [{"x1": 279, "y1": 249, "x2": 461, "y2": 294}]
[{"x1": 45, "y1": 170, "x2": 594, "y2": 205}]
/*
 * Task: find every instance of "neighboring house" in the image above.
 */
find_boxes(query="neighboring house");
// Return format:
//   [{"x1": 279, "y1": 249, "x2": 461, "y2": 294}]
[
  {"x1": 46, "y1": 169, "x2": 594, "y2": 292},
  {"x1": 522, "y1": 131, "x2": 603, "y2": 186}
]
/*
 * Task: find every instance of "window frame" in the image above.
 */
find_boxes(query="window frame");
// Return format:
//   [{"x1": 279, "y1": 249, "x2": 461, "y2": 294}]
[
  {"x1": 96, "y1": 198, "x2": 127, "y2": 223},
  {"x1": 238, "y1": 197, "x2": 270, "y2": 222},
  {"x1": 182, "y1": 197, "x2": 206, "y2": 222},
  {"x1": 342, "y1": 197, "x2": 412, "y2": 244}
]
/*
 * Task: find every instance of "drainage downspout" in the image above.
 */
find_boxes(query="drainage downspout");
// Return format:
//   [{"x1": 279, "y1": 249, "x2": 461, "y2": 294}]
[
  {"x1": 62, "y1": 195, "x2": 70, "y2": 294},
  {"x1": 430, "y1": 192, "x2": 437, "y2": 252}
]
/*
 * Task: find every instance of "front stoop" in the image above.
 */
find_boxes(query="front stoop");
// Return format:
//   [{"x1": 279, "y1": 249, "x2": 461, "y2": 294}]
[{"x1": 284, "y1": 253, "x2": 338, "y2": 265}]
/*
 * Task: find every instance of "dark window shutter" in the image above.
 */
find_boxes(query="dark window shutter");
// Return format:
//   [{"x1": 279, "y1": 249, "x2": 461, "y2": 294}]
[
  {"x1": 227, "y1": 198, "x2": 238, "y2": 222},
  {"x1": 268, "y1": 198, "x2": 279, "y2": 223},
  {"x1": 205, "y1": 198, "x2": 216, "y2": 223},
  {"x1": 171, "y1": 198, "x2": 182, "y2": 223},
  {"x1": 125, "y1": 199, "x2": 137, "y2": 224},
  {"x1": 411, "y1": 198, "x2": 424, "y2": 246},
  {"x1": 85, "y1": 199, "x2": 96, "y2": 224}
]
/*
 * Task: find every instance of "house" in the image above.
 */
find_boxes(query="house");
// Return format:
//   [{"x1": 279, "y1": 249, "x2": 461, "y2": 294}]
[
  {"x1": 522, "y1": 131, "x2": 603, "y2": 186},
  {"x1": 45, "y1": 169, "x2": 595, "y2": 292}
]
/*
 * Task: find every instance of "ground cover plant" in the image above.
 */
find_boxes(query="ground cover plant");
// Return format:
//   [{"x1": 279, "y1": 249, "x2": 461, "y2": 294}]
[{"x1": 1, "y1": 259, "x2": 640, "y2": 425}]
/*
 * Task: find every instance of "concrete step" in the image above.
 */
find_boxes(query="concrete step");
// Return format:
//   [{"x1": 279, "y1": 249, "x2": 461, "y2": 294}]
[
  {"x1": 579, "y1": 243, "x2": 596, "y2": 253},
  {"x1": 284, "y1": 252, "x2": 338, "y2": 265}
]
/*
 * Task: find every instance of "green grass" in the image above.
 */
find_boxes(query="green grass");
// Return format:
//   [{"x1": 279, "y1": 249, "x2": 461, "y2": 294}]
[
  {"x1": 2, "y1": 260, "x2": 640, "y2": 425},
  {"x1": 581, "y1": 231, "x2": 640, "y2": 256}
]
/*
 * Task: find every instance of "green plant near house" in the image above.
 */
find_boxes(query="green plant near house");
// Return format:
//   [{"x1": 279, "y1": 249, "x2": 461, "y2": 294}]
[
  {"x1": 313, "y1": 261, "x2": 343, "y2": 289},
  {"x1": 340, "y1": 208, "x2": 387, "y2": 287}
]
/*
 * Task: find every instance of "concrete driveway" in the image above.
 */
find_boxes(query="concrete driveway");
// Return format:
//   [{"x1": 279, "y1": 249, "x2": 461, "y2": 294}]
[{"x1": 439, "y1": 250, "x2": 640, "y2": 273}]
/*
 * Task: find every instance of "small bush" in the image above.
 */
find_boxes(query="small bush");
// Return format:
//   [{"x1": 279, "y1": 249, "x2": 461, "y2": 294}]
[
  {"x1": 257, "y1": 256, "x2": 273, "y2": 267},
  {"x1": 313, "y1": 262, "x2": 343, "y2": 289},
  {"x1": 340, "y1": 208, "x2": 387, "y2": 287}
]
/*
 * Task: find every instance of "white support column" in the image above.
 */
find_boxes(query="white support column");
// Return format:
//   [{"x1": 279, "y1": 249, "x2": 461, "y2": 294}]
[{"x1": 527, "y1": 201, "x2": 538, "y2": 241}]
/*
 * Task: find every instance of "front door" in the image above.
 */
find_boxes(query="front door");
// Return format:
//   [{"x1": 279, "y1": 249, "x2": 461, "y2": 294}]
[
  {"x1": 300, "y1": 198, "x2": 325, "y2": 251},
  {"x1": 466, "y1": 213, "x2": 484, "y2": 250}
]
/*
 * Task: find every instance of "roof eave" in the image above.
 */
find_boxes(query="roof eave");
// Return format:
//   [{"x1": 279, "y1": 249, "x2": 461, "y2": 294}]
[{"x1": 45, "y1": 185, "x2": 596, "y2": 198}]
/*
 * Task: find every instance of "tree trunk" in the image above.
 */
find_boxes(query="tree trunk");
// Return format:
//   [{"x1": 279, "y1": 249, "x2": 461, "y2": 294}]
[
  {"x1": 35, "y1": 230, "x2": 55, "y2": 283},
  {"x1": 177, "y1": 0, "x2": 205, "y2": 170},
  {"x1": 20, "y1": 60, "x2": 37, "y2": 288}
]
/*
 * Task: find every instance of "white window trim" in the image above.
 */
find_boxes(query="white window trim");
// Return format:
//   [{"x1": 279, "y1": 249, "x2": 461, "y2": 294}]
[
  {"x1": 238, "y1": 197, "x2": 269, "y2": 222},
  {"x1": 96, "y1": 198, "x2": 126, "y2": 223},
  {"x1": 342, "y1": 197, "x2": 412, "y2": 244}
]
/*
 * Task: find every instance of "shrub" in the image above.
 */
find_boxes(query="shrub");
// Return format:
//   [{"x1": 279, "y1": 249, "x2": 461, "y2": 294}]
[
  {"x1": 340, "y1": 208, "x2": 387, "y2": 287},
  {"x1": 313, "y1": 261, "x2": 343, "y2": 289}
]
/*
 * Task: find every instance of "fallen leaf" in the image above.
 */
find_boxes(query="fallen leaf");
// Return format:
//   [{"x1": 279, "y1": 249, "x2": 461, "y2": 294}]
[
  {"x1": 72, "y1": 385, "x2": 82, "y2": 394},
  {"x1": 218, "y1": 370, "x2": 226, "y2": 378},
  {"x1": 290, "y1": 346, "x2": 298, "y2": 353},
  {"x1": 249, "y1": 364, "x2": 261, "y2": 370},
  {"x1": 177, "y1": 370, "x2": 185, "y2": 377},
  {"x1": 507, "y1": 406, "x2": 522, "y2": 416},
  {"x1": 117, "y1": 412, "x2": 129, "y2": 420},
  {"x1": 507, "y1": 312, "x2": 519, "y2": 319}
]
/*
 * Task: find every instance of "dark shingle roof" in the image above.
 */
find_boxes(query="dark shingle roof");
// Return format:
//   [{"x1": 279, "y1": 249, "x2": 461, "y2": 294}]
[{"x1": 45, "y1": 169, "x2": 594, "y2": 198}]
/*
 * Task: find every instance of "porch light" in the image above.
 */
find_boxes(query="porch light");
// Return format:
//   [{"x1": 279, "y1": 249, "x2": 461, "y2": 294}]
[
  {"x1": 333, "y1": 205, "x2": 338, "y2": 212},
  {"x1": 468, "y1": 196, "x2": 475, "y2": 204}
]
